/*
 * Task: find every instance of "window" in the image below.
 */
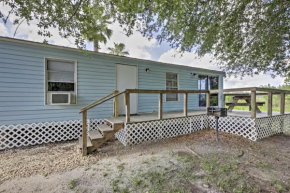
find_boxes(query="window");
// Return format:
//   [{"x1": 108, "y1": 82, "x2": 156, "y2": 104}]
[
  {"x1": 198, "y1": 75, "x2": 219, "y2": 107},
  {"x1": 166, "y1": 72, "x2": 178, "y2": 101},
  {"x1": 45, "y1": 59, "x2": 77, "y2": 105}
]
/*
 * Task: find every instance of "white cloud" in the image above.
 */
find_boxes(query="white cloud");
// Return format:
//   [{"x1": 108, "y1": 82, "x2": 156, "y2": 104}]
[
  {"x1": 158, "y1": 49, "x2": 285, "y2": 88},
  {"x1": 0, "y1": 23, "x2": 9, "y2": 36},
  {"x1": 0, "y1": 4, "x2": 76, "y2": 47},
  {"x1": 225, "y1": 74, "x2": 285, "y2": 88},
  {"x1": 99, "y1": 22, "x2": 158, "y2": 60},
  {"x1": 158, "y1": 49, "x2": 217, "y2": 70}
]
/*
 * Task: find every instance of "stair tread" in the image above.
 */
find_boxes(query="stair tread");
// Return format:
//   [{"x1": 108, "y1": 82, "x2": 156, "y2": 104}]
[
  {"x1": 98, "y1": 124, "x2": 114, "y2": 132},
  {"x1": 89, "y1": 130, "x2": 103, "y2": 140},
  {"x1": 78, "y1": 137, "x2": 93, "y2": 148},
  {"x1": 106, "y1": 118, "x2": 124, "y2": 125}
]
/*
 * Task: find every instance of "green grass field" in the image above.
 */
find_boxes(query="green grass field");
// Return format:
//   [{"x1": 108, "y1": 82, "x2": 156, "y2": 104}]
[{"x1": 225, "y1": 95, "x2": 290, "y2": 113}]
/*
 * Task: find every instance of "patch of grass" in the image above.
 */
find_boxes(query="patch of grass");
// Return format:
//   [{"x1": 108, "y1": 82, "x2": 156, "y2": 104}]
[
  {"x1": 168, "y1": 186, "x2": 190, "y2": 193},
  {"x1": 177, "y1": 155, "x2": 192, "y2": 163},
  {"x1": 151, "y1": 157, "x2": 157, "y2": 162},
  {"x1": 143, "y1": 171, "x2": 166, "y2": 192},
  {"x1": 256, "y1": 161, "x2": 272, "y2": 169},
  {"x1": 133, "y1": 177, "x2": 142, "y2": 186},
  {"x1": 68, "y1": 179, "x2": 78, "y2": 189},
  {"x1": 112, "y1": 179, "x2": 120, "y2": 192},
  {"x1": 120, "y1": 187, "x2": 129, "y2": 193},
  {"x1": 103, "y1": 172, "x2": 108, "y2": 177},
  {"x1": 272, "y1": 179, "x2": 289, "y2": 192},
  {"x1": 117, "y1": 163, "x2": 125, "y2": 171},
  {"x1": 142, "y1": 158, "x2": 149, "y2": 164},
  {"x1": 200, "y1": 155, "x2": 260, "y2": 193}
]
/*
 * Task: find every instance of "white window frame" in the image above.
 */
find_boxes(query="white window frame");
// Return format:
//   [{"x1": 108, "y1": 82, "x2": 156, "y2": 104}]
[
  {"x1": 44, "y1": 58, "x2": 77, "y2": 105},
  {"x1": 165, "y1": 72, "x2": 179, "y2": 102}
]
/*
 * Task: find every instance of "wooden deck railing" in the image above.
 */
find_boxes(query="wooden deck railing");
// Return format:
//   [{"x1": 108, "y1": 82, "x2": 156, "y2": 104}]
[
  {"x1": 124, "y1": 89, "x2": 210, "y2": 123},
  {"x1": 79, "y1": 87, "x2": 289, "y2": 155},
  {"x1": 210, "y1": 87, "x2": 290, "y2": 118}
]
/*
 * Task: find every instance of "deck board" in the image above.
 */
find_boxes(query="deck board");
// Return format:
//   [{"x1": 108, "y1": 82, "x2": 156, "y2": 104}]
[{"x1": 115, "y1": 110, "x2": 288, "y2": 123}]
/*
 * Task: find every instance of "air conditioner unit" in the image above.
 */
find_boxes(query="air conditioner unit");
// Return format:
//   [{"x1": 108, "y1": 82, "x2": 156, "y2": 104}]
[{"x1": 50, "y1": 93, "x2": 71, "y2": 105}]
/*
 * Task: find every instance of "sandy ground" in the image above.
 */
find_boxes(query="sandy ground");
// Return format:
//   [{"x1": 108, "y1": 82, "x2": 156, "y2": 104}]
[{"x1": 0, "y1": 130, "x2": 290, "y2": 193}]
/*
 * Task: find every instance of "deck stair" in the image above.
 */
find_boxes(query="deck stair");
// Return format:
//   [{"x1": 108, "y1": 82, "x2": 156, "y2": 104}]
[{"x1": 79, "y1": 118, "x2": 124, "y2": 153}]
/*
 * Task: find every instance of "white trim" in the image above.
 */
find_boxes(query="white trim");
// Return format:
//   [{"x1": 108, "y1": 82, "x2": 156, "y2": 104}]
[
  {"x1": 165, "y1": 72, "x2": 180, "y2": 102},
  {"x1": 44, "y1": 57, "x2": 78, "y2": 105}
]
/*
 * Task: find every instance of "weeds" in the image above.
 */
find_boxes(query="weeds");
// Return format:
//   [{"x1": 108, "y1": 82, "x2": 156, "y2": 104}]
[
  {"x1": 117, "y1": 163, "x2": 125, "y2": 171},
  {"x1": 68, "y1": 179, "x2": 78, "y2": 189},
  {"x1": 133, "y1": 177, "x2": 142, "y2": 186}
]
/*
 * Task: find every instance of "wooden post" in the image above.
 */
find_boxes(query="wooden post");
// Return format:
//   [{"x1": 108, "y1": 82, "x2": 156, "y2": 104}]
[
  {"x1": 82, "y1": 110, "x2": 87, "y2": 156},
  {"x1": 125, "y1": 92, "x2": 130, "y2": 122},
  {"x1": 251, "y1": 91, "x2": 256, "y2": 118},
  {"x1": 267, "y1": 92, "x2": 272, "y2": 116},
  {"x1": 158, "y1": 93, "x2": 163, "y2": 119},
  {"x1": 280, "y1": 93, "x2": 285, "y2": 115},
  {"x1": 222, "y1": 93, "x2": 225, "y2": 108},
  {"x1": 113, "y1": 90, "x2": 119, "y2": 117},
  {"x1": 184, "y1": 93, "x2": 188, "y2": 116},
  {"x1": 206, "y1": 93, "x2": 210, "y2": 108}
]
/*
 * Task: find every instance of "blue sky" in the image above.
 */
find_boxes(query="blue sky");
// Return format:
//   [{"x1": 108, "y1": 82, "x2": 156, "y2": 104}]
[{"x1": 0, "y1": 4, "x2": 285, "y2": 88}]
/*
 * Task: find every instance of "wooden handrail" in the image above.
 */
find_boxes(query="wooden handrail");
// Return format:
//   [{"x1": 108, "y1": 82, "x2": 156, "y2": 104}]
[
  {"x1": 80, "y1": 91, "x2": 125, "y2": 113},
  {"x1": 80, "y1": 90, "x2": 125, "y2": 156},
  {"x1": 126, "y1": 89, "x2": 209, "y2": 94},
  {"x1": 80, "y1": 91, "x2": 115, "y2": 112}
]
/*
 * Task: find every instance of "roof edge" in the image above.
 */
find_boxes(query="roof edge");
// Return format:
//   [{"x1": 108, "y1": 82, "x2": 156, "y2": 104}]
[{"x1": 0, "y1": 36, "x2": 225, "y2": 75}]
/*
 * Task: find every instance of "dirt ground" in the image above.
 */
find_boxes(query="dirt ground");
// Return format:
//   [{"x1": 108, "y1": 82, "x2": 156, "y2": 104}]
[{"x1": 0, "y1": 130, "x2": 290, "y2": 193}]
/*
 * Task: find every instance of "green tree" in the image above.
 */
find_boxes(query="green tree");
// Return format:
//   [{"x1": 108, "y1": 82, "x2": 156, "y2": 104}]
[
  {"x1": 82, "y1": 4, "x2": 113, "y2": 52},
  {"x1": 108, "y1": 0, "x2": 290, "y2": 77},
  {"x1": 108, "y1": 43, "x2": 129, "y2": 56},
  {"x1": 0, "y1": 0, "x2": 111, "y2": 49}
]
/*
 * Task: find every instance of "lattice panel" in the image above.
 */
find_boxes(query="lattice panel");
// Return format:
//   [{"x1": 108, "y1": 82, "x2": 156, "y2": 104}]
[
  {"x1": 116, "y1": 115, "x2": 209, "y2": 146},
  {"x1": 0, "y1": 119, "x2": 104, "y2": 150},
  {"x1": 208, "y1": 116, "x2": 257, "y2": 141},
  {"x1": 255, "y1": 114, "x2": 290, "y2": 139},
  {"x1": 283, "y1": 114, "x2": 290, "y2": 135},
  {"x1": 88, "y1": 119, "x2": 106, "y2": 131},
  {"x1": 190, "y1": 115, "x2": 209, "y2": 132},
  {"x1": 115, "y1": 129, "x2": 127, "y2": 146}
]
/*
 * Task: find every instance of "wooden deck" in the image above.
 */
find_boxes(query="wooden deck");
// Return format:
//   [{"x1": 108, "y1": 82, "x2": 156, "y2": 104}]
[{"x1": 115, "y1": 110, "x2": 287, "y2": 123}]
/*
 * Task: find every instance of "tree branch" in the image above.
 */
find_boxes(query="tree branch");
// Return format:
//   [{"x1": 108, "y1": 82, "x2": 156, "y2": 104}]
[
  {"x1": 4, "y1": 6, "x2": 14, "y2": 24},
  {"x1": 13, "y1": 18, "x2": 25, "y2": 37},
  {"x1": 67, "y1": 0, "x2": 83, "y2": 23}
]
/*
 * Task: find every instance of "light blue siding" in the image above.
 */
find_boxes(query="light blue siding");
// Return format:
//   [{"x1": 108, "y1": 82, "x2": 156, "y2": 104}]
[{"x1": 0, "y1": 38, "x2": 225, "y2": 125}]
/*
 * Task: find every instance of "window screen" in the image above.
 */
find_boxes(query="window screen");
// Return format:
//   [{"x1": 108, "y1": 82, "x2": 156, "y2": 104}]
[
  {"x1": 166, "y1": 72, "x2": 178, "y2": 101},
  {"x1": 47, "y1": 59, "x2": 75, "y2": 92}
]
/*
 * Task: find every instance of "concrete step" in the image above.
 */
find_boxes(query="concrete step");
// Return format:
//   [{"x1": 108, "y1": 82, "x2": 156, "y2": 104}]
[
  {"x1": 78, "y1": 137, "x2": 93, "y2": 148},
  {"x1": 89, "y1": 130, "x2": 103, "y2": 140},
  {"x1": 98, "y1": 124, "x2": 114, "y2": 135}
]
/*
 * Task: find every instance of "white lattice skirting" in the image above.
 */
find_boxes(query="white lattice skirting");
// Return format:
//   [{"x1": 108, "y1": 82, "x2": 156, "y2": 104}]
[
  {"x1": 0, "y1": 119, "x2": 105, "y2": 150},
  {"x1": 1, "y1": 114, "x2": 290, "y2": 150},
  {"x1": 116, "y1": 115, "x2": 208, "y2": 146},
  {"x1": 116, "y1": 114, "x2": 290, "y2": 146}
]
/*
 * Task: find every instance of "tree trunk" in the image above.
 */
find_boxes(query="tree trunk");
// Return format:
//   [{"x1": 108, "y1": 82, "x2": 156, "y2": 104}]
[{"x1": 94, "y1": 40, "x2": 99, "y2": 52}]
